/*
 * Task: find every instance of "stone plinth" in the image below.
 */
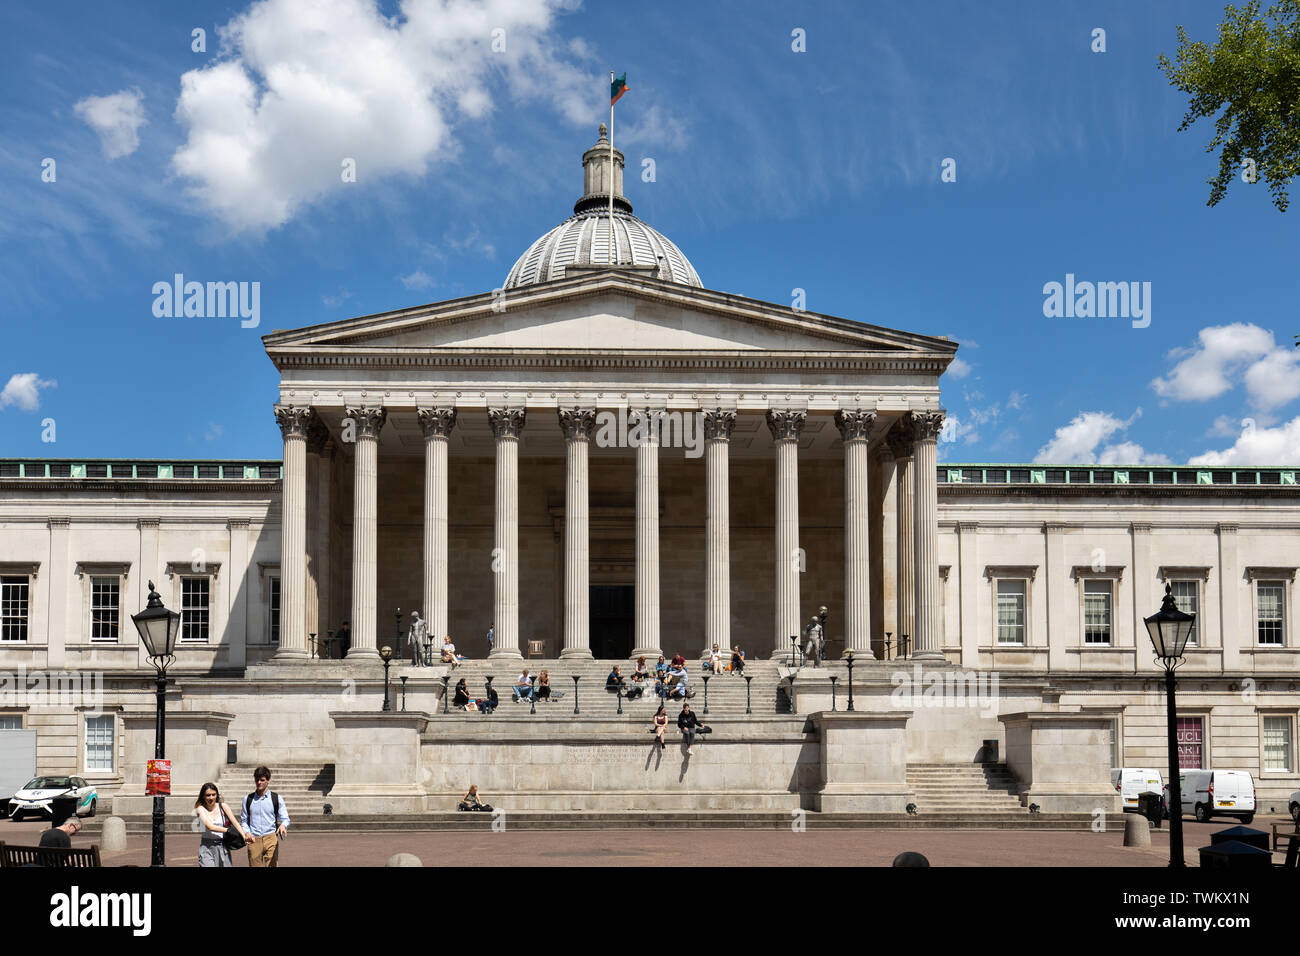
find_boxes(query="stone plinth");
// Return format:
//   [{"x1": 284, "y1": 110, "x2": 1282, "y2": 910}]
[
  {"x1": 328, "y1": 711, "x2": 436, "y2": 814},
  {"x1": 1000, "y1": 708, "x2": 1121, "y2": 813},
  {"x1": 110, "y1": 710, "x2": 235, "y2": 816},
  {"x1": 809, "y1": 711, "x2": 912, "y2": 812}
]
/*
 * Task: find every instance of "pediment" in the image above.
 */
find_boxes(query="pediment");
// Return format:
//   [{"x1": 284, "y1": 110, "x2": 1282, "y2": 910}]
[{"x1": 264, "y1": 273, "x2": 956, "y2": 360}]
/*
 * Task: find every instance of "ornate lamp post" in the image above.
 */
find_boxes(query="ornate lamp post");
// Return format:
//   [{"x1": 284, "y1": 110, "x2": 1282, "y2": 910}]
[
  {"x1": 530, "y1": 675, "x2": 537, "y2": 715},
  {"x1": 743, "y1": 675, "x2": 753, "y2": 715},
  {"x1": 702, "y1": 674, "x2": 710, "y2": 715},
  {"x1": 131, "y1": 581, "x2": 180, "y2": 868},
  {"x1": 790, "y1": 635, "x2": 799, "y2": 668},
  {"x1": 900, "y1": 633, "x2": 910, "y2": 660},
  {"x1": 400, "y1": 675, "x2": 408, "y2": 712},
  {"x1": 380, "y1": 646, "x2": 393, "y2": 711},
  {"x1": 1144, "y1": 583, "x2": 1196, "y2": 869},
  {"x1": 845, "y1": 648, "x2": 856, "y2": 711},
  {"x1": 572, "y1": 675, "x2": 581, "y2": 715},
  {"x1": 884, "y1": 632, "x2": 893, "y2": 661},
  {"x1": 441, "y1": 675, "x2": 450, "y2": 714},
  {"x1": 829, "y1": 674, "x2": 838, "y2": 711}
]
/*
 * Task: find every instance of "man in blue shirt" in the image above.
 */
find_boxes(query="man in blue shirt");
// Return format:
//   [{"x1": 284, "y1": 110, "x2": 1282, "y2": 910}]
[{"x1": 239, "y1": 765, "x2": 290, "y2": 867}]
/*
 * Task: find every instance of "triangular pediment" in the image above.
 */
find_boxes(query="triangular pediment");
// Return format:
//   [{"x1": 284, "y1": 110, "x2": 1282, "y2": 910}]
[{"x1": 263, "y1": 272, "x2": 955, "y2": 359}]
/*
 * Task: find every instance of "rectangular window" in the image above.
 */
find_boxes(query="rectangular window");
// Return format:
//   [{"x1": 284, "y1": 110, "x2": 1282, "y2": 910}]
[
  {"x1": 1257, "y1": 581, "x2": 1284, "y2": 646},
  {"x1": 1109, "y1": 718, "x2": 1119, "y2": 769},
  {"x1": 1170, "y1": 580, "x2": 1198, "y2": 647},
  {"x1": 181, "y1": 577, "x2": 210, "y2": 644},
  {"x1": 1263, "y1": 716, "x2": 1292, "y2": 772},
  {"x1": 996, "y1": 579, "x2": 1026, "y2": 645},
  {"x1": 0, "y1": 715, "x2": 21, "y2": 730},
  {"x1": 85, "y1": 714, "x2": 114, "y2": 772},
  {"x1": 1, "y1": 576, "x2": 29, "y2": 642},
  {"x1": 269, "y1": 577, "x2": 280, "y2": 645},
  {"x1": 1177, "y1": 717, "x2": 1203, "y2": 769},
  {"x1": 1083, "y1": 579, "x2": 1112, "y2": 645},
  {"x1": 90, "y1": 576, "x2": 120, "y2": 643}
]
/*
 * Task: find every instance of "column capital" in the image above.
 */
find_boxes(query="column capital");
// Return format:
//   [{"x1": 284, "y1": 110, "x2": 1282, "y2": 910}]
[
  {"x1": 274, "y1": 404, "x2": 316, "y2": 440},
  {"x1": 557, "y1": 407, "x2": 597, "y2": 442},
  {"x1": 765, "y1": 408, "x2": 806, "y2": 442},
  {"x1": 834, "y1": 409, "x2": 877, "y2": 443},
  {"x1": 418, "y1": 406, "x2": 458, "y2": 439},
  {"x1": 908, "y1": 410, "x2": 946, "y2": 442},
  {"x1": 305, "y1": 418, "x2": 331, "y2": 454},
  {"x1": 703, "y1": 408, "x2": 737, "y2": 441},
  {"x1": 488, "y1": 407, "x2": 526, "y2": 439},
  {"x1": 345, "y1": 406, "x2": 387, "y2": 439}
]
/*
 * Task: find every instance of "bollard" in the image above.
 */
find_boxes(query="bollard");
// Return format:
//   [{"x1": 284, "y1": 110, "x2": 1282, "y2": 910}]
[
  {"x1": 385, "y1": 853, "x2": 423, "y2": 867},
  {"x1": 1123, "y1": 814, "x2": 1151, "y2": 848},
  {"x1": 891, "y1": 851, "x2": 930, "y2": 867},
  {"x1": 100, "y1": 816, "x2": 128, "y2": 853}
]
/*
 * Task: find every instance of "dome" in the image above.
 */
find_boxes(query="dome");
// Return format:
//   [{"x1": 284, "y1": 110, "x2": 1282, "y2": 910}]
[{"x1": 503, "y1": 126, "x2": 702, "y2": 290}]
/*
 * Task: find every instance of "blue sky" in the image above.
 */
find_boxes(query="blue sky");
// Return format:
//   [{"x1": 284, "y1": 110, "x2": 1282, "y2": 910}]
[{"x1": 1, "y1": 0, "x2": 1297, "y2": 464}]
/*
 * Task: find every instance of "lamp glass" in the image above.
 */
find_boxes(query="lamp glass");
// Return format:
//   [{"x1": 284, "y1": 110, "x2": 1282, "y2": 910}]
[{"x1": 132, "y1": 605, "x2": 180, "y2": 659}]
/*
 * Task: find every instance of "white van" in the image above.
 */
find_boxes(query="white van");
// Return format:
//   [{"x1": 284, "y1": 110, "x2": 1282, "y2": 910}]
[
  {"x1": 1111, "y1": 768, "x2": 1164, "y2": 812},
  {"x1": 1164, "y1": 770, "x2": 1256, "y2": 824}
]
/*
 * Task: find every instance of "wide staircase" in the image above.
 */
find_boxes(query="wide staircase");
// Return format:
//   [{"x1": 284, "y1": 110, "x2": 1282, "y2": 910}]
[
  {"x1": 906, "y1": 763, "x2": 1026, "y2": 814},
  {"x1": 215, "y1": 764, "x2": 336, "y2": 817}
]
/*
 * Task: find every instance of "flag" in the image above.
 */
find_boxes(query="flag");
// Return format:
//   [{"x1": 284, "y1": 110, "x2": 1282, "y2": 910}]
[{"x1": 610, "y1": 72, "x2": 629, "y2": 106}]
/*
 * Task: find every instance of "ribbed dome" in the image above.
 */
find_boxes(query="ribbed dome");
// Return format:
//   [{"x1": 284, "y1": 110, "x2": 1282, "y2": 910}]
[{"x1": 503, "y1": 125, "x2": 702, "y2": 290}]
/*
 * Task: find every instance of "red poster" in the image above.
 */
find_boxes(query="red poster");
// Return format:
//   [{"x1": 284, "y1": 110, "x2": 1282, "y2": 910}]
[
  {"x1": 146, "y1": 759, "x2": 171, "y2": 796},
  {"x1": 1176, "y1": 718, "x2": 1202, "y2": 769}
]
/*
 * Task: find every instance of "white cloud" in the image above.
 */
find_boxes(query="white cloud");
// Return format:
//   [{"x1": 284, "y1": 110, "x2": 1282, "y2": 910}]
[
  {"x1": 205, "y1": 423, "x2": 224, "y2": 441},
  {"x1": 322, "y1": 289, "x2": 352, "y2": 308},
  {"x1": 619, "y1": 103, "x2": 690, "y2": 152},
  {"x1": 1150, "y1": 323, "x2": 1300, "y2": 410},
  {"x1": 1006, "y1": 391, "x2": 1026, "y2": 411},
  {"x1": 74, "y1": 88, "x2": 147, "y2": 159},
  {"x1": 0, "y1": 373, "x2": 57, "y2": 412},
  {"x1": 1189, "y1": 415, "x2": 1300, "y2": 466},
  {"x1": 1035, "y1": 409, "x2": 1169, "y2": 464},
  {"x1": 171, "y1": 0, "x2": 595, "y2": 233},
  {"x1": 945, "y1": 357, "x2": 971, "y2": 379},
  {"x1": 399, "y1": 270, "x2": 436, "y2": 291}
]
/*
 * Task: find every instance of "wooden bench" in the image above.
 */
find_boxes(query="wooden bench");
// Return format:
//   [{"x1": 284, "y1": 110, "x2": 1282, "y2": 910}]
[
  {"x1": 0, "y1": 841, "x2": 102, "y2": 868},
  {"x1": 1272, "y1": 821, "x2": 1300, "y2": 868}
]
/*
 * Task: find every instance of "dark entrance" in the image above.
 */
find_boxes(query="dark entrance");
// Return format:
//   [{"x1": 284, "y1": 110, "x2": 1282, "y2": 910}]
[{"x1": 590, "y1": 585, "x2": 634, "y2": 659}]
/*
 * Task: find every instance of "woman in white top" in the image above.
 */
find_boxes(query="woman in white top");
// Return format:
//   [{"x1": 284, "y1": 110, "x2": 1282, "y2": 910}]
[
  {"x1": 441, "y1": 635, "x2": 460, "y2": 666},
  {"x1": 194, "y1": 782, "x2": 249, "y2": 867}
]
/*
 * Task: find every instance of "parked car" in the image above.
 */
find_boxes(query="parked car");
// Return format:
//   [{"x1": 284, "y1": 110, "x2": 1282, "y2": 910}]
[
  {"x1": 1162, "y1": 770, "x2": 1255, "y2": 824},
  {"x1": 1289, "y1": 789, "x2": 1299, "y2": 823},
  {"x1": 7, "y1": 776, "x2": 97, "y2": 821},
  {"x1": 1111, "y1": 768, "x2": 1164, "y2": 812}
]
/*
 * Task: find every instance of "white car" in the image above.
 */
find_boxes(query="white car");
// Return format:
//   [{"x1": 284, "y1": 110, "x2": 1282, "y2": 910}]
[{"x1": 7, "y1": 776, "x2": 98, "y2": 821}]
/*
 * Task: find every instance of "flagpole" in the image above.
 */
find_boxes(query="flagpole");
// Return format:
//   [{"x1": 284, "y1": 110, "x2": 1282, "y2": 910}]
[{"x1": 609, "y1": 69, "x2": 615, "y2": 266}]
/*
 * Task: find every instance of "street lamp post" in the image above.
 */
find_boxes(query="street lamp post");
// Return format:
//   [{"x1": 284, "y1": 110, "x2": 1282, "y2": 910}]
[
  {"x1": 884, "y1": 632, "x2": 893, "y2": 661},
  {"x1": 131, "y1": 581, "x2": 180, "y2": 869},
  {"x1": 1144, "y1": 583, "x2": 1196, "y2": 869},
  {"x1": 572, "y1": 675, "x2": 581, "y2": 715},
  {"x1": 845, "y1": 648, "x2": 856, "y2": 711},
  {"x1": 790, "y1": 635, "x2": 799, "y2": 668},
  {"x1": 702, "y1": 674, "x2": 710, "y2": 715},
  {"x1": 400, "y1": 675, "x2": 408, "y2": 712},
  {"x1": 743, "y1": 675, "x2": 753, "y2": 714},
  {"x1": 829, "y1": 675, "x2": 838, "y2": 711},
  {"x1": 380, "y1": 646, "x2": 393, "y2": 711}
]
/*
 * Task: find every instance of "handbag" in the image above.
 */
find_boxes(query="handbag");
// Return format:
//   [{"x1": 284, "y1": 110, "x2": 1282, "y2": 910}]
[{"x1": 220, "y1": 804, "x2": 246, "y2": 851}]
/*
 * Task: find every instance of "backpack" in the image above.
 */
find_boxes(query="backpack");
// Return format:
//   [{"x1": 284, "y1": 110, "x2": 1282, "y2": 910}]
[{"x1": 245, "y1": 790, "x2": 281, "y2": 829}]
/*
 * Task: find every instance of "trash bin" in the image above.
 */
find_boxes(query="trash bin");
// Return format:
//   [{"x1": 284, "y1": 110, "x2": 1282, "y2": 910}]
[
  {"x1": 1209, "y1": 826, "x2": 1269, "y2": 852},
  {"x1": 1198, "y1": 840, "x2": 1272, "y2": 870},
  {"x1": 1137, "y1": 791, "x2": 1163, "y2": 828},
  {"x1": 227, "y1": 739, "x2": 237, "y2": 764}
]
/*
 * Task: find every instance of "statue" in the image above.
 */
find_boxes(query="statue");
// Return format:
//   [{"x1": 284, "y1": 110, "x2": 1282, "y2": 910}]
[
  {"x1": 803, "y1": 615, "x2": 824, "y2": 666},
  {"x1": 408, "y1": 611, "x2": 429, "y2": 667}
]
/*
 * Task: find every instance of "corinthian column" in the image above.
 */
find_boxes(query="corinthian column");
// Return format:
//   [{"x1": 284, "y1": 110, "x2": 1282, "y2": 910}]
[
  {"x1": 887, "y1": 425, "x2": 915, "y2": 657},
  {"x1": 704, "y1": 409, "x2": 736, "y2": 656},
  {"x1": 347, "y1": 406, "x2": 386, "y2": 660},
  {"x1": 489, "y1": 407, "x2": 525, "y2": 659},
  {"x1": 910, "y1": 411, "x2": 945, "y2": 660},
  {"x1": 767, "y1": 409, "x2": 806, "y2": 657},
  {"x1": 558, "y1": 408, "x2": 597, "y2": 659},
  {"x1": 836, "y1": 409, "x2": 876, "y2": 657},
  {"x1": 633, "y1": 408, "x2": 662, "y2": 659},
  {"x1": 304, "y1": 420, "x2": 330, "y2": 646},
  {"x1": 418, "y1": 408, "x2": 457, "y2": 645},
  {"x1": 274, "y1": 405, "x2": 315, "y2": 661}
]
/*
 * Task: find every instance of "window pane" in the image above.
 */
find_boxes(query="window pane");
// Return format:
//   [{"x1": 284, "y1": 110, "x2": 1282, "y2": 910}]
[
  {"x1": 1257, "y1": 582, "x2": 1284, "y2": 646},
  {"x1": 1170, "y1": 580, "x2": 1198, "y2": 646},
  {"x1": 181, "y1": 578, "x2": 210, "y2": 643},
  {"x1": 85, "y1": 715, "x2": 114, "y2": 772},
  {"x1": 1176, "y1": 717, "x2": 1203, "y2": 769},
  {"x1": 996, "y1": 579, "x2": 1026, "y2": 645},
  {"x1": 1, "y1": 576, "x2": 29, "y2": 642},
  {"x1": 269, "y1": 577, "x2": 280, "y2": 645},
  {"x1": 1084, "y1": 580, "x2": 1112, "y2": 644},
  {"x1": 0, "y1": 715, "x2": 21, "y2": 730},
  {"x1": 1263, "y1": 716, "x2": 1291, "y2": 772},
  {"x1": 90, "y1": 576, "x2": 120, "y2": 643}
]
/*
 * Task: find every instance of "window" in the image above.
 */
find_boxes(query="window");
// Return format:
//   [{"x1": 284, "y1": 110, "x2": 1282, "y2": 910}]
[
  {"x1": 1257, "y1": 581, "x2": 1284, "y2": 646},
  {"x1": 1109, "y1": 718, "x2": 1119, "y2": 768},
  {"x1": 0, "y1": 715, "x2": 21, "y2": 730},
  {"x1": 268, "y1": 577, "x2": 280, "y2": 644},
  {"x1": 1177, "y1": 717, "x2": 1203, "y2": 769},
  {"x1": 90, "y1": 576, "x2": 120, "y2": 643},
  {"x1": 1263, "y1": 716, "x2": 1292, "y2": 772},
  {"x1": 181, "y1": 577, "x2": 210, "y2": 644},
  {"x1": 1169, "y1": 580, "x2": 1198, "y2": 646},
  {"x1": 1, "y1": 576, "x2": 29, "y2": 642},
  {"x1": 85, "y1": 715, "x2": 114, "y2": 772},
  {"x1": 996, "y1": 580, "x2": 1026, "y2": 645},
  {"x1": 1083, "y1": 579, "x2": 1112, "y2": 645}
]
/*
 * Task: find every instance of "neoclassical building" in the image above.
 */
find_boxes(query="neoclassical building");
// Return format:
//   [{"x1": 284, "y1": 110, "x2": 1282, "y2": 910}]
[{"x1": 1, "y1": 129, "x2": 1297, "y2": 819}]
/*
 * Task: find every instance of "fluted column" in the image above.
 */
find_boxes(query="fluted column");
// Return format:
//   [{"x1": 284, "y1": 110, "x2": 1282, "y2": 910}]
[
  {"x1": 274, "y1": 405, "x2": 315, "y2": 660},
  {"x1": 767, "y1": 409, "x2": 806, "y2": 657},
  {"x1": 910, "y1": 411, "x2": 945, "y2": 660},
  {"x1": 704, "y1": 409, "x2": 736, "y2": 655},
  {"x1": 836, "y1": 409, "x2": 876, "y2": 657},
  {"x1": 558, "y1": 408, "x2": 596, "y2": 658},
  {"x1": 304, "y1": 420, "x2": 330, "y2": 645},
  {"x1": 489, "y1": 408, "x2": 525, "y2": 659},
  {"x1": 419, "y1": 408, "x2": 457, "y2": 644},
  {"x1": 887, "y1": 426, "x2": 915, "y2": 656},
  {"x1": 313, "y1": 438, "x2": 334, "y2": 639},
  {"x1": 633, "y1": 408, "x2": 662, "y2": 659},
  {"x1": 347, "y1": 406, "x2": 386, "y2": 660}
]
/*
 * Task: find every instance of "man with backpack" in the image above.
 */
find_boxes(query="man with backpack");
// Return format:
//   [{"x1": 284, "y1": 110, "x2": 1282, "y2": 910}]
[{"x1": 240, "y1": 766, "x2": 290, "y2": 867}]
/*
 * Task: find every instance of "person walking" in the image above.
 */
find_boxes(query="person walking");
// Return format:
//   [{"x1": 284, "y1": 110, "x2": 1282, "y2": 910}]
[
  {"x1": 240, "y1": 766, "x2": 290, "y2": 867},
  {"x1": 651, "y1": 703, "x2": 669, "y2": 748},
  {"x1": 677, "y1": 703, "x2": 711, "y2": 755},
  {"x1": 195, "y1": 782, "x2": 249, "y2": 868}
]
